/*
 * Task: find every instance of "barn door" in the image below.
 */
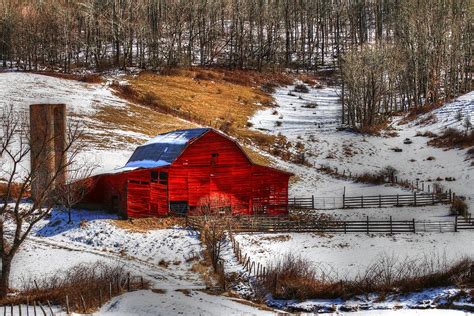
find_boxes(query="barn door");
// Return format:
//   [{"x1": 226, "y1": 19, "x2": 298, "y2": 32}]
[
  {"x1": 150, "y1": 171, "x2": 169, "y2": 216},
  {"x1": 127, "y1": 180, "x2": 150, "y2": 217}
]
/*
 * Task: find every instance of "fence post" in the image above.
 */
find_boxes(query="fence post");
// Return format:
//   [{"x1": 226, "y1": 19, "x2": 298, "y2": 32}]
[
  {"x1": 344, "y1": 221, "x2": 347, "y2": 234},
  {"x1": 342, "y1": 194, "x2": 345, "y2": 208},
  {"x1": 390, "y1": 216, "x2": 393, "y2": 234},
  {"x1": 454, "y1": 215, "x2": 458, "y2": 232},
  {"x1": 379, "y1": 195, "x2": 381, "y2": 208},
  {"x1": 432, "y1": 193, "x2": 435, "y2": 205},
  {"x1": 311, "y1": 195, "x2": 315, "y2": 209},
  {"x1": 397, "y1": 194, "x2": 399, "y2": 206},
  {"x1": 366, "y1": 216, "x2": 369, "y2": 234},
  {"x1": 361, "y1": 196, "x2": 364, "y2": 208},
  {"x1": 66, "y1": 296, "x2": 70, "y2": 315},
  {"x1": 412, "y1": 218, "x2": 416, "y2": 233},
  {"x1": 414, "y1": 191, "x2": 417, "y2": 206}
]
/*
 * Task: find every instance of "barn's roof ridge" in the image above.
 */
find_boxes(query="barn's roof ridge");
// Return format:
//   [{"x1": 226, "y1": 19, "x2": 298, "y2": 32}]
[{"x1": 124, "y1": 128, "x2": 211, "y2": 169}]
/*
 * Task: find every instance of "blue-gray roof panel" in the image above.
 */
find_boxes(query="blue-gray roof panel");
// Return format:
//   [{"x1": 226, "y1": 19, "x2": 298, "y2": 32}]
[{"x1": 124, "y1": 128, "x2": 210, "y2": 169}]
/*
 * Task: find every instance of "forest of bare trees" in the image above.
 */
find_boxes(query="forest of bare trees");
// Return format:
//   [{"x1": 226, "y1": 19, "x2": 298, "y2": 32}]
[{"x1": 0, "y1": 0, "x2": 472, "y2": 128}]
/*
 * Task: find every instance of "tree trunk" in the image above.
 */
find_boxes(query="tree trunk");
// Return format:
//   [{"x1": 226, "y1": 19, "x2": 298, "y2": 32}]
[{"x1": 0, "y1": 256, "x2": 12, "y2": 298}]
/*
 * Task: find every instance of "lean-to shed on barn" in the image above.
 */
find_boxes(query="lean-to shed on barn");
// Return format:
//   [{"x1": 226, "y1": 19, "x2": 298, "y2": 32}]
[{"x1": 82, "y1": 128, "x2": 292, "y2": 217}]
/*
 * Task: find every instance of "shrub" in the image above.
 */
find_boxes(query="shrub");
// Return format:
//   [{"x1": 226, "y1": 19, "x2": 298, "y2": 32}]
[
  {"x1": 275, "y1": 121, "x2": 282, "y2": 127},
  {"x1": 451, "y1": 197, "x2": 469, "y2": 217},
  {"x1": 302, "y1": 102, "x2": 318, "y2": 109},
  {"x1": 262, "y1": 254, "x2": 473, "y2": 300},
  {"x1": 0, "y1": 262, "x2": 149, "y2": 313},
  {"x1": 78, "y1": 74, "x2": 102, "y2": 84},
  {"x1": 467, "y1": 147, "x2": 474, "y2": 159},
  {"x1": 429, "y1": 128, "x2": 474, "y2": 148},
  {"x1": 139, "y1": 92, "x2": 158, "y2": 106},
  {"x1": 293, "y1": 84, "x2": 309, "y2": 93},
  {"x1": 110, "y1": 81, "x2": 137, "y2": 97},
  {"x1": 260, "y1": 82, "x2": 278, "y2": 94}
]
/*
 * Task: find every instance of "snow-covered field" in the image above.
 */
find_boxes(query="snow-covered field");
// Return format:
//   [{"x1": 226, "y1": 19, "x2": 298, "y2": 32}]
[
  {"x1": 251, "y1": 84, "x2": 473, "y2": 207},
  {"x1": 234, "y1": 231, "x2": 474, "y2": 279},
  {"x1": 9, "y1": 209, "x2": 278, "y2": 315}
]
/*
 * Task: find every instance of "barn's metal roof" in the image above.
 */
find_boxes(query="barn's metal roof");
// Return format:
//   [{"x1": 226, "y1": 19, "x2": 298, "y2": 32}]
[{"x1": 124, "y1": 128, "x2": 210, "y2": 169}]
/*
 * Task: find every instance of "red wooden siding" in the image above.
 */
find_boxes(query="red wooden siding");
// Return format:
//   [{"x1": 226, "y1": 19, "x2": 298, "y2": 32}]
[{"x1": 81, "y1": 129, "x2": 291, "y2": 217}]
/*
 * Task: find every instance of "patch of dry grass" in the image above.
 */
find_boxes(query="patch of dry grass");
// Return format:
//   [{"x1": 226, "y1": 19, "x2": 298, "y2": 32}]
[
  {"x1": 110, "y1": 217, "x2": 187, "y2": 232},
  {"x1": 263, "y1": 254, "x2": 473, "y2": 301},
  {"x1": 77, "y1": 103, "x2": 197, "y2": 150},
  {"x1": 110, "y1": 68, "x2": 299, "y2": 166},
  {"x1": 428, "y1": 128, "x2": 474, "y2": 149},
  {"x1": 0, "y1": 263, "x2": 149, "y2": 313}
]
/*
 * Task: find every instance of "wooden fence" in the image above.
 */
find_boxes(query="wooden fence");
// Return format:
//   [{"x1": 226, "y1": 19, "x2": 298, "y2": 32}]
[
  {"x1": 189, "y1": 215, "x2": 417, "y2": 234},
  {"x1": 188, "y1": 214, "x2": 474, "y2": 234},
  {"x1": 456, "y1": 215, "x2": 474, "y2": 231},
  {"x1": 288, "y1": 192, "x2": 452, "y2": 210},
  {"x1": 0, "y1": 274, "x2": 147, "y2": 315},
  {"x1": 228, "y1": 231, "x2": 268, "y2": 280}
]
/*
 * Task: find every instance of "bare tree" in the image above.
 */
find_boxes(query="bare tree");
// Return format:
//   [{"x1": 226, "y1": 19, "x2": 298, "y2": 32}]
[
  {"x1": 196, "y1": 193, "x2": 235, "y2": 269},
  {"x1": 53, "y1": 163, "x2": 96, "y2": 224},
  {"x1": 0, "y1": 107, "x2": 86, "y2": 297}
]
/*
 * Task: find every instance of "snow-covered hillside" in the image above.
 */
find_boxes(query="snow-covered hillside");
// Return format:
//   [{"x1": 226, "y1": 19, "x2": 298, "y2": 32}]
[
  {"x1": 0, "y1": 72, "x2": 197, "y2": 175},
  {"x1": 252, "y1": 84, "x2": 474, "y2": 206}
]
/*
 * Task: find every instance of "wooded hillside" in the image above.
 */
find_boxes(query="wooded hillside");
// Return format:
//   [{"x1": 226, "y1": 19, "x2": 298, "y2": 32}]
[{"x1": 0, "y1": 0, "x2": 472, "y2": 128}]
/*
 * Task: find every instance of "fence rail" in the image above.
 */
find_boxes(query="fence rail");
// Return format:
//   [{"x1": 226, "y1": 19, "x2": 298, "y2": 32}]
[
  {"x1": 188, "y1": 214, "x2": 474, "y2": 234},
  {"x1": 288, "y1": 192, "x2": 452, "y2": 210}
]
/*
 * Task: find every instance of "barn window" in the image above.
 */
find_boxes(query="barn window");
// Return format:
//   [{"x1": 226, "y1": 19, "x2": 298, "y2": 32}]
[
  {"x1": 169, "y1": 201, "x2": 188, "y2": 215},
  {"x1": 211, "y1": 153, "x2": 219, "y2": 166},
  {"x1": 151, "y1": 170, "x2": 159, "y2": 182},
  {"x1": 159, "y1": 172, "x2": 168, "y2": 185}
]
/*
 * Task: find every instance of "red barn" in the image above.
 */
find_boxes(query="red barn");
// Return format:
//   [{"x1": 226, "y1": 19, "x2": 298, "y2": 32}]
[{"x1": 82, "y1": 128, "x2": 292, "y2": 218}]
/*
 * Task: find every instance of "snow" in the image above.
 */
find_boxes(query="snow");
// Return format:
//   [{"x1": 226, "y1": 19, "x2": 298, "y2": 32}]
[
  {"x1": 270, "y1": 286, "x2": 473, "y2": 314},
  {"x1": 425, "y1": 91, "x2": 474, "y2": 131},
  {"x1": 98, "y1": 290, "x2": 275, "y2": 316},
  {"x1": 0, "y1": 72, "x2": 141, "y2": 175},
  {"x1": 143, "y1": 128, "x2": 208, "y2": 146},
  {"x1": 251, "y1": 84, "x2": 474, "y2": 206},
  {"x1": 0, "y1": 72, "x2": 126, "y2": 115},
  {"x1": 27, "y1": 209, "x2": 203, "y2": 288},
  {"x1": 124, "y1": 159, "x2": 171, "y2": 169},
  {"x1": 233, "y1": 231, "x2": 474, "y2": 279}
]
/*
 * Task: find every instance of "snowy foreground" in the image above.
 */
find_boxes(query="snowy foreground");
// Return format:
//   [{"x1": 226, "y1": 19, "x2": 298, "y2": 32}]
[{"x1": 8, "y1": 209, "x2": 471, "y2": 315}]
